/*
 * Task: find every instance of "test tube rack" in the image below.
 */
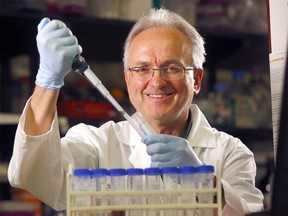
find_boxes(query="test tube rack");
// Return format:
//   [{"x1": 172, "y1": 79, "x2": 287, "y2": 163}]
[{"x1": 66, "y1": 161, "x2": 222, "y2": 216}]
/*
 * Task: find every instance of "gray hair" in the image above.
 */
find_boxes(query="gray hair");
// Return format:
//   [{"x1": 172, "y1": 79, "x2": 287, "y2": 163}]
[{"x1": 123, "y1": 8, "x2": 206, "y2": 69}]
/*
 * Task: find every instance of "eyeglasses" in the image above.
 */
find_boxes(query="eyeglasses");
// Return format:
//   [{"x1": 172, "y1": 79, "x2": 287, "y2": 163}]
[{"x1": 128, "y1": 66, "x2": 194, "y2": 81}]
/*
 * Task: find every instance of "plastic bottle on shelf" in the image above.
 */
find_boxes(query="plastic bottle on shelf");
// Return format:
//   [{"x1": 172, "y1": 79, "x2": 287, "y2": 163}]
[
  {"x1": 144, "y1": 167, "x2": 163, "y2": 216},
  {"x1": 73, "y1": 168, "x2": 92, "y2": 215},
  {"x1": 91, "y1": 168, "x2": 110, "y2": 216},
  {"x1": 197, "y1": 165, "x2": 215, "y2": 216},
  {"x1": 161, "y1": 167, "x2": 180, "y2": 216},
  {"x1": 109, "y1": 168, "x2": 127, "y2": 216},
  {"x1": 126, "y1": 168, "x2": 145, "y2": 216},
  {"x1": 179, "y1": 166, "x2": 198, "y2": 216}
]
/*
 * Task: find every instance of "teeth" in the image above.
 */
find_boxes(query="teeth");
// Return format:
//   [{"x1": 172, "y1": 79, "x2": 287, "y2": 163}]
[{"x1": 149, "y1": 94, "x2": 165, "y2": 98}]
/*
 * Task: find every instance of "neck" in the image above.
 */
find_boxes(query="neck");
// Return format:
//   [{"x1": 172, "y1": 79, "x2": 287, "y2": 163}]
[{"x1": 148, "y1": 111, "x2": 190, "y2": 136}]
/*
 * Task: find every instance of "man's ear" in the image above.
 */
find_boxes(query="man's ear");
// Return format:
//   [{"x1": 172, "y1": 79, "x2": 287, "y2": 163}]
[
  {"x1": 124, "y1": 69, "x2": 130, "y2": 86},
  {"x1": 193, "y1": 68, "x2": 203, "y2": 95}
]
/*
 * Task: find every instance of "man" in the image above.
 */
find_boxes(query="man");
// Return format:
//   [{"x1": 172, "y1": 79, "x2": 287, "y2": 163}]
[{"x1": 8, "y1": 8, "x2": 263, "y2": 215}]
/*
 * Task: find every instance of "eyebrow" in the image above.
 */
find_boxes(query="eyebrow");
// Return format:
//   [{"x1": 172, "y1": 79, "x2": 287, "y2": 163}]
[{"x1": 133, "y1": 59, "x2": 184, "y2": 67}]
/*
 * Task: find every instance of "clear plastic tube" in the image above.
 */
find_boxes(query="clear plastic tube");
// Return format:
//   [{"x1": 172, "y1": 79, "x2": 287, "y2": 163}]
[
  {"x1": 179, "y1": 166, "x2": 198, "y2": 216},
  {"x1": 73, "y1": 169, "x2": 92, "y2": 216},
  {"x1": 197, "y1": 165, "x2": 215, "y2": 216},
  {"x1": 109, "y1": 168, "x2": 127, "y2": 216},
  {"x1": 162, "y1": 167, "x2": 180, "y2": 216},
  {"x1": 126, "y1": 168, "x2": 145, "y2": 216},
  {"x1": 144, "y1": 167, "x2": 163, "y2": 216},
  {"x1": 91, "y1": 168, "x2": 110, "y2": 216}
]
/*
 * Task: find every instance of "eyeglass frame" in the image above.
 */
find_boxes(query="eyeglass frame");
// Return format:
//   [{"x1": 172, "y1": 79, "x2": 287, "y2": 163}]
[{"x1": 128, "y1": 66, "x2": 194, "y2": 81}]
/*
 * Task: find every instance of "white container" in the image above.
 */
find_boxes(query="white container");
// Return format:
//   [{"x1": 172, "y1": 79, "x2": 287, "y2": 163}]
[
  {"x1": 197, "y1": 165, "x2": 215, "y2": 216},
  {"x1": 179, "y1": 166, "x2": 198, "y2": 216},
  {"x1": 126, "y1": 168, "x2": 144, "y2": 216},
  {"x1": 144, "y1": 167, "x2": 163, "y2": 216}
]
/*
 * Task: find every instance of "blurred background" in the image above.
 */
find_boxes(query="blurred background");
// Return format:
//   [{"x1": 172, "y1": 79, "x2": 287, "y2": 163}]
[{"x1": 0, "y1": 0, "x2": 273, "y2": 215}]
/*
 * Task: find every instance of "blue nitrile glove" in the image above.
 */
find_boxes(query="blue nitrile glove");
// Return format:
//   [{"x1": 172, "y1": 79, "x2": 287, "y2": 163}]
[
  {"x1": 142, "y1": 134, "x2": 203, "y2": 167},
  {"x1": 35, "y1": 17, "x2": 82, "y2": 89}
]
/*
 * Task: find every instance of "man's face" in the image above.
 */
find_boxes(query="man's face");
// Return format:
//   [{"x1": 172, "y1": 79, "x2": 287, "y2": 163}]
[{"x1": 124, "y1": 27, "x2": 202, "y2": 128}]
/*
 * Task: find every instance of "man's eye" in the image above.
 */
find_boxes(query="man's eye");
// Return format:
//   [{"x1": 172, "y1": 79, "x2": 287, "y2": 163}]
[
  {"x1": 166, "y1": 67, "x2": 181, "y2": 73},
  {"x1": 136, "y1": 67, "x2": 149, "y2": 72}
]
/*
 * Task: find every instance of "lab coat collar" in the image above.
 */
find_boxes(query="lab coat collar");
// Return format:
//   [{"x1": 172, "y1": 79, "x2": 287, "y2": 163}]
[{"x1": 188, "y1": 104, "x2": 217, "y2": 148}]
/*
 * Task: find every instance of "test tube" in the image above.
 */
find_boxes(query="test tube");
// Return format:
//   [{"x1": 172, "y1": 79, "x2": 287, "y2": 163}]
[
  {"x1": 91, "y1": 168, "x2": 110, "y2": 216},
  {"x1": 197, "y1": 165, "x2": 215, "y2": 216},
  {"x1": 162, "y1": 167, "x2": 180, "y2": 216},
  {"x1": 126, "y1": 168, "x2": 145, "y2": 216},
  {"x1": 73, "y1": 169, "x2": 92, "y2": 216},
  {"x1": 144, "y1": 167, "x2": 163, "y2": 216},
  {"x1": 109, "y1": 168, "x2": 127, "y2": 216},
  {"x1": 179, "y1": 166, "x2": 198, "y2": 216}
]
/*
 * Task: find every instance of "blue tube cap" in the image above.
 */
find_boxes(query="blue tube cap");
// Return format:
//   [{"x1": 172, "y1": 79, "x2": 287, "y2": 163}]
[
  {"x1": 198, "y1": 165, "x2": 214, "y2": 173},
  {"x1": 109, "y1": 168, "x2": 127, "y2": 176},
  {"x1": 127, "y1": 168, "x2": 144, "y2": 175},
  {"x1": 74, "y1": 169, "x2": 91, "y2": 177},
  {"x1": 144, "y1": 167, "x2": 162, "y2": 175}
]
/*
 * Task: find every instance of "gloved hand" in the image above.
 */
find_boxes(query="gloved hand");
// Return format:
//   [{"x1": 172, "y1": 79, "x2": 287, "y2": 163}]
[
  {"x1": 142, "y1": 134, "x2": 203, "y2": 167},
  {"x1": 35, "y1": 17, "x2": 82, "y2": 89}
]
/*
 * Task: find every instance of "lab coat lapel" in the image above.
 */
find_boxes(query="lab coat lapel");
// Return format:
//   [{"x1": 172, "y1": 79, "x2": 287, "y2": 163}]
[{"x1": 117, "y1": 124, "x2": 151, "y2": 168}]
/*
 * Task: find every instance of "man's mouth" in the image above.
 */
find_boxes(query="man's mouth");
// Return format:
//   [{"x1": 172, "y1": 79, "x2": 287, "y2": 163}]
[{"x1": 147, "y1": 93, "x2": 172, "y2": 98}]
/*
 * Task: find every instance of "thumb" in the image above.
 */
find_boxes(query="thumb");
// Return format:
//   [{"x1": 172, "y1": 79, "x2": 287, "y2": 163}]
[{"x1": 37, "y1": 17, "x2": 50, "y2": 32}]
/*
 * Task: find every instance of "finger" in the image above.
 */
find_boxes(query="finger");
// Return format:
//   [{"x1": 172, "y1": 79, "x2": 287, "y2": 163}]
[
  {"x1": 142, "y1": 134, "x2": 165, "y2": 145},
  {"x1": 38, "y1": 17, "x2": 50, "y2": 32},
  {"x1": 40, "y1": 20, "x2": 67, "y2": 34},
  {"x1": 151, "y1": 151, "x2": 176, "y2": 162},
  {"x1": 53, "y1": 36, "x2": 78, "y2": 47},
  {"x1": 146, "y1": 143, "x2": 168, "y2": 155}
]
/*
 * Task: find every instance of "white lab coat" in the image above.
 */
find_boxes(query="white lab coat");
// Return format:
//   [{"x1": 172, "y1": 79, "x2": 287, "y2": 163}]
[{"x1": 8, "y1": 102, "x2": 263, "y2": 215}]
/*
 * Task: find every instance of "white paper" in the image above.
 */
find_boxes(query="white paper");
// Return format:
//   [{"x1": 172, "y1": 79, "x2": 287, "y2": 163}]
[
  {"x1": 269, "y1": 52, "x2": 287, "y2": 152},
  {"x1": 268, "y1": 0, "x2": 288, "y2": 154}
]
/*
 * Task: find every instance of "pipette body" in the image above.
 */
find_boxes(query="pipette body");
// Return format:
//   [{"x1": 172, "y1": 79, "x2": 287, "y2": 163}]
[{"x1": 72, "y1": 55, "x2": 154, "y2": 136}]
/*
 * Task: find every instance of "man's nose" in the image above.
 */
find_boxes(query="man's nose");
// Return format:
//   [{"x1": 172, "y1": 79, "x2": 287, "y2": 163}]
[{"x1": 149, "y1": 70, "x2": 167, "y2": 87}]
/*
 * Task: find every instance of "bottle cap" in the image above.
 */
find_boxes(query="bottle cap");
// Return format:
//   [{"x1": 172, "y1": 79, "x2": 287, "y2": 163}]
[
  {"x1": 74, "y1": 169, "x2": 91, "y2": 177},
  {"x1": 109, "y1": 168, "x2": 127, "y2": 176},
  {"x1": 91, "y1": 168, "x2": 109, "y2": 177},
  {"x1": 198, "y1": 165, "x2": 214, "y2": 173},
  {"x1": 144, "y1": 167, "x2": 162, "y2": 175},
  {"x1": 162, "y1": 167, "x2": 179, "y2": 174},
  {"x1": 179, "y1": 166, "x2": 198, "y2": 174},
  {"x1": 127, "y1": 168, "x2": 144, "y2": 175}
]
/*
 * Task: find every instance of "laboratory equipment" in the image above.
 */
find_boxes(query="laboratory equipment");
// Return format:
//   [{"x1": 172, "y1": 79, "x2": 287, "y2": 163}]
[
  {"x1": 126, "y1": 168, "x2": 145, "y2": 216},
  {"x1": 179, "y1": 166, "x2": 198, "y2": 216},
  {"x1": 162, "y1": 167, "x2": 180, "y2": 216},
  {"x1": 197, "y1": 165, "x2": 215, "y2": 216},
  {"x1": 72, "y1": 55, "x2": 154, "y2": 137},
  {"x1": 66, "y1": 163, "x2": 222, "y2": 216},
  {"x1": 91, "y1": 168, "x2": 110, "y2": 216},
  {"x1": 73, "y1": 168, "x2": 92, "y2": 216},
  {"x1": 109, "y1": 168, "x2": 127, "y2": 216},
  {"x1": 144, "y1": 167, "x2": 163, "y2": 216}
]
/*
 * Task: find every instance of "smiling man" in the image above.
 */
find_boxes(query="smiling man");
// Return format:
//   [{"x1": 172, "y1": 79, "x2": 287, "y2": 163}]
[{"x1": 8, "y1": 8, "x2": 263, "y2": 216}]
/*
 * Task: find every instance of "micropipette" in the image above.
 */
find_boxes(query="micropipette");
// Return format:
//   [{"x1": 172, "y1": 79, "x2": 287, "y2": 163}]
[{"x1": 72, "y1": 55, "x2": 154, "y2": 137}]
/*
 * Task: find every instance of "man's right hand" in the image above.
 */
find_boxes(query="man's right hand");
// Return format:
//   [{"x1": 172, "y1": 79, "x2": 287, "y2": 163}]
[{"x1": 35, "y1": 17, "x2": 82, "y2": 89}]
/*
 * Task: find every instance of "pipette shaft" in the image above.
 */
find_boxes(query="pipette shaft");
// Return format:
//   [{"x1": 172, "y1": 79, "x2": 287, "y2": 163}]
[{"x1": 72, "y1": 55, "x2": 148, "y2": 137}]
